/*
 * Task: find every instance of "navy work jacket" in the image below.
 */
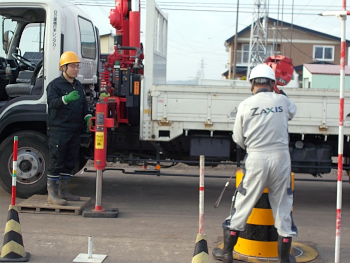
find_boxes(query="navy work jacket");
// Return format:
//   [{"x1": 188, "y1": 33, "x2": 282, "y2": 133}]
[{"x1": 47, "y1": 75, "x2": 89, "y2": 132}]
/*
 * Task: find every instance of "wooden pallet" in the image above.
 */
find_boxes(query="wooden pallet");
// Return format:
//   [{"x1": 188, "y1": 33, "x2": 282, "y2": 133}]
[{"x1": 17, "y1": 195, "x2": 91, "y2": 215}]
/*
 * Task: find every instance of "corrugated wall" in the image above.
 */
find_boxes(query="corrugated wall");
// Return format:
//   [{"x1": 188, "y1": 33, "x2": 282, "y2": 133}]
[{"x1": 310, "y1": 74, "x2": 350, "y2": 89}]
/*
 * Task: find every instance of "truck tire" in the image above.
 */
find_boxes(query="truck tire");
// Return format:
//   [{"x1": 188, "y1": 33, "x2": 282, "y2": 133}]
[{"x1": 0, "y1": 131, "x2": 49, "y2": 198}]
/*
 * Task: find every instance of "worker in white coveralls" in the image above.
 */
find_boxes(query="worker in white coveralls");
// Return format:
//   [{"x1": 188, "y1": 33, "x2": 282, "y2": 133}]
[{"x1": 212, "y1": 64, "x2": 298, "y2": 263}]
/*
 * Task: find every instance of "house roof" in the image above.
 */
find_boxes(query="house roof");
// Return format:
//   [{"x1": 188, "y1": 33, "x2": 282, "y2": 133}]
[
  {"x1": 222, "y1": 66, "x2": 248, "y2": 77},
  {"x1": 294, "y1": 61, "x2": 334, "y2": 71},
  {"x1": 101, "y1": 33, "x2": 115, "y2": 37},
  {"x1": 225, "y1": 17, "x2": 350, "y2": 46},
  {"x1": 223, "y1": 63, "x2": 346, "y2": 77},
  {"x1": 304, "y1": 64, "x2": 350, "y2": 75}
]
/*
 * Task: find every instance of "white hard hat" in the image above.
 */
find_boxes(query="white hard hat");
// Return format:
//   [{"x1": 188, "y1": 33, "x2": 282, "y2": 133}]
[{"x1": 249, "y1": 64, "x2": 276, "y2": 81}]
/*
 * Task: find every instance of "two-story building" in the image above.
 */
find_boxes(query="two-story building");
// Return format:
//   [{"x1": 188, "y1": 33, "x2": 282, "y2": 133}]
[{"x1": 223, "y1": 16, "x2": 350, "y2": 87}]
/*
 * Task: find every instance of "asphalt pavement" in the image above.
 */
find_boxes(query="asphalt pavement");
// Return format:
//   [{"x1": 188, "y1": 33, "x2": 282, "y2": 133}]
[{"x1": 1, "y1": 165, "x2": 350, "y2": 263}]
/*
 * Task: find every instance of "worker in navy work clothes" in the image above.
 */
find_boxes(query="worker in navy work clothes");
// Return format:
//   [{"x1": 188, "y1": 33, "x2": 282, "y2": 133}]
[
  {"x1": 212, "y1": 64, "x2": 298, "y2": 263},
  {"x1": 46, "y1": 51, "x2": 91, "y2": 206}
]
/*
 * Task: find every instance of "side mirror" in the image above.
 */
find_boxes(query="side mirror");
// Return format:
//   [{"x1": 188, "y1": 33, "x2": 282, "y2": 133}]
[{"x1": 3, "y1": 30, "x2": 13, "y2": 53}]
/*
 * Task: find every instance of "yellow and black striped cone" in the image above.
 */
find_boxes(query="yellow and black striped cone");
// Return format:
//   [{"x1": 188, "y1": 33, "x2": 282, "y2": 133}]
[
  {"x1": 0, "y1": 205, "x2": 30, "y2": 262},
  {"x1": 191, "y1": 234, "x2": 210, "y2": 263}
]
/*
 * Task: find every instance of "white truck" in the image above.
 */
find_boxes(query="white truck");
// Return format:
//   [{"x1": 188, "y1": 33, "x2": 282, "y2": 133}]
[
  {"x1": 0, "y1": 0, "x2": 349, "y2": 198},
  {"x1": 0, "y1": 0, "x2": 99, "y2": 197}
]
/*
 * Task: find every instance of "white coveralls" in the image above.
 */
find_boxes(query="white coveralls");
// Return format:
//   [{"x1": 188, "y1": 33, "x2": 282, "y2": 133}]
[{"x1": 227, "y1": 90, "x2": 298, "y2": 237}]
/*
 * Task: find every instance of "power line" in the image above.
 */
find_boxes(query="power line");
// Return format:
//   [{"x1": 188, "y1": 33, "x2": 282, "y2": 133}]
[
  {"x1": 304, "y1": 0, "x2": 339, "y2": 28},
  {"x1": 156, "y1": 8, "x2": 318, "y2": 15},
  {"x1": 71, "y1": 1, "x2": 349, "y2": 13},
  {"x1": 168, "y1": 38, "x2": 228, "y2": 52},
  {"x1": 71, "y1": 4, "x2": 337, "y2": 15},
  {"x1": 168, "y1": 44, "x2": 227, "y2": 55},
  {"x1": 167, "y1": 52, "x2": 228, "y2": 64},
  {"x1": 275, "y1": 27, "x2": 317, "y2": 61},
  {"x1": 71, "y1": 0, "x2": 350, "y2": 8}
]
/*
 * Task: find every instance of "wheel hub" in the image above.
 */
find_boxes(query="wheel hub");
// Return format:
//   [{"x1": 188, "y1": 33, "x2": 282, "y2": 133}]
[{"x1": 10, "y1": 148, "x2": 45, "y2": 184}]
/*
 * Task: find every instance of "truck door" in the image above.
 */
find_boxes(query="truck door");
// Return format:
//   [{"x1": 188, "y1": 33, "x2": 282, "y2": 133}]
[{"x1": 0, "y1": 8, "x2": 48, "y2": 198}]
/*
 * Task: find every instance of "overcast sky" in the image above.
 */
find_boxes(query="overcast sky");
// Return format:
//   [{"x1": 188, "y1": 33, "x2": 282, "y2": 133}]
[
  {"x1": 156, "y1": 0, "x2": 349, "y2": 81},
  {"x1": 57, "y1": 0, "x2": 350, "y2": 80}
]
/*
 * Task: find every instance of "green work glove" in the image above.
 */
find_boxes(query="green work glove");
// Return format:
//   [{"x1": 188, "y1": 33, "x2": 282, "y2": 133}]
[
  {"x1": 99, "y1": 91, "x2": 110, "y2": 101},
  {"x1": 85, "y1": 114, "x2": 92, "y2": 133},
  {"x1": 63, "y1": 90, "x2": 80, "y2": 104}
]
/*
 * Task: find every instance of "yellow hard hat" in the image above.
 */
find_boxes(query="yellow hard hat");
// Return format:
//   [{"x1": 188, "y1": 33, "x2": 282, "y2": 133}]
[{"x1": 59, "y1": 51, "x2": 80, "y2": 69}]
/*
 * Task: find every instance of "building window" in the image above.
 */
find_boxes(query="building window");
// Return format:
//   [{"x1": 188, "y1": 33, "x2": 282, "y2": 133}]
[
  {"x1": 241, "y1": 44, "x2": 249, "y2": 64},
  {"x1": 313, "y1": 46, "x2": 334, "y2": 61},
  {"x1": 241, "y1": 44, "x2": 272, "y2": 63}
]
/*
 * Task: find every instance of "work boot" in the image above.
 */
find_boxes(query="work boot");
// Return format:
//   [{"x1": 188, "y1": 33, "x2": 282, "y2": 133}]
[
  {"x1": 278, "y1": 236, "x2": 296, "y2": 263},
  {"x1": 47, "y1": 179, "x2": 67, "y2": 206},
  {"x1": 212, "y1": 228, "x2": 239, "y2": 263},
  {"x1": 59, "y1": 176, "x2": 80, "y2": 201}
]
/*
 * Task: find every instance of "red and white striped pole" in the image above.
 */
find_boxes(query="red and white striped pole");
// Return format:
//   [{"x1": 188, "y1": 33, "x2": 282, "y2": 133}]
[
  {"x1": 335, "y1": 4, "x2": 346, "y2": 261},
  {"x1": 199, "y1": 155, "x2": 205, "y2": 235},
  {"x1": 321, "y1": 2, "x2": 347, "y2": 262},
  {"x1": 191, "y1": 155, "x2": 209, "y2": 262},
  {"x1": 12, "y1": 136, "x2": 18, "y2": 206}
]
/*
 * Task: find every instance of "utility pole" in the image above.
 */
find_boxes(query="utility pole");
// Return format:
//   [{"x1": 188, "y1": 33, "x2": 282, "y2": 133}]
[
  {"x1": 246, "y1": 0, "x2": 268, "y2": 79},
  {"x1": 196, "y1": 58, "x2": 205, "y2": 85},
  {"x1": 232, "y1": 0, "x2": 239, "y2": 79},
  {"x1": 200, "y1": 57, "x2": 205, "y2": 79}
]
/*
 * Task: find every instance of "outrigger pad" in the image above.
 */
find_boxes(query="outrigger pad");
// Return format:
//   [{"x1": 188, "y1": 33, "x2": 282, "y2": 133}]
[{"x1": 83, "y1": 208, "x2": 119, "y2": 218}]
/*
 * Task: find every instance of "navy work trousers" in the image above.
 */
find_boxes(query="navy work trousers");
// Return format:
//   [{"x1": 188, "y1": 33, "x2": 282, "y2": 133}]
[{"x1": 48, "y1": 130, "x2": 80, "y2": 175}]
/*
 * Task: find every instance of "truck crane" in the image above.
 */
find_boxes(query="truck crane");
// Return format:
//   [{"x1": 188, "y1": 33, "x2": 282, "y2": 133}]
[
  {"x1": 0, "y1": 0, "x2": 348, "y2": 198},
  {"x1": 100, "y1": 0, "x2": 143, "y2": 127}
]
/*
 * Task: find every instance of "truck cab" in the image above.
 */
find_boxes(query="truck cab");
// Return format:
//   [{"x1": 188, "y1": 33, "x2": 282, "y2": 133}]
[{"x1": 0, "y1": 0, "x2": 99, "y2": 197}]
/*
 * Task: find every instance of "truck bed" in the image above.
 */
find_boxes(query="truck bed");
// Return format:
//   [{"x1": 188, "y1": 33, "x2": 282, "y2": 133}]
[{"x1": 146, "y1": 85, "x2": 350, "y2": 141}]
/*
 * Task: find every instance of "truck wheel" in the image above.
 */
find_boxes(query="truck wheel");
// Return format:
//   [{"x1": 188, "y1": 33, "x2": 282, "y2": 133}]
[{"x1": 0, "y1": 131, "x2": 49, "y2": 198}]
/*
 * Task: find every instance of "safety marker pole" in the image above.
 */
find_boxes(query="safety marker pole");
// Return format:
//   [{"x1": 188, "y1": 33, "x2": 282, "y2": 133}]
[
  {"x1": 335, "y1": 6, "x2": 346, "y2": 262},
  {"x1": 191, "y1": 155, "x2": 209, "y2": 263},
  {"x1": 11, "y1": 136, "x2": 18, "y2": 206},
  {"x1": 0, "y1": 135, "x2": 31, "y2": 261},
  {"x1": 199, "y1": 155, "x2": 205, "y2": 235},
  {"x1": 73, "y1": 236, "x2": 107, "y2": 263},
  {"x1": 88, "y1": 236, "x2": 93, "y2": 259},
  {"x1": 321, "y1": 3, "x2": 348, "y2": 262}
]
